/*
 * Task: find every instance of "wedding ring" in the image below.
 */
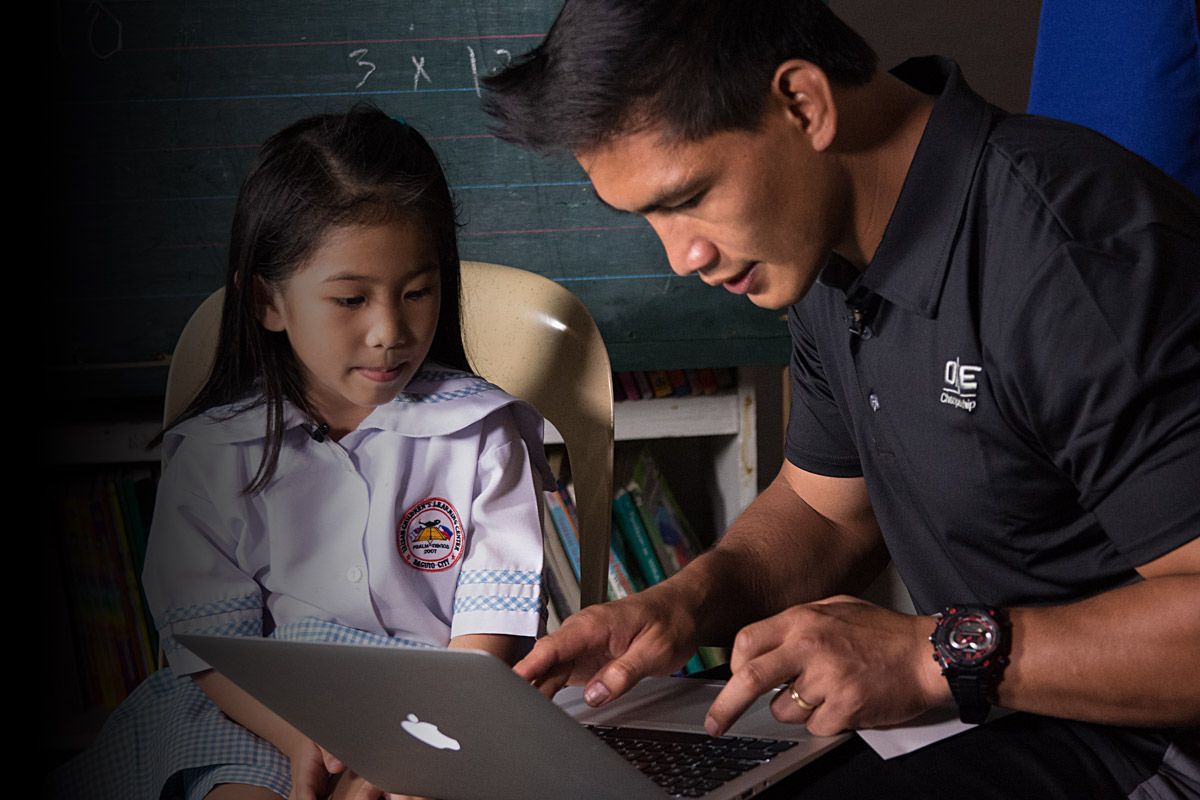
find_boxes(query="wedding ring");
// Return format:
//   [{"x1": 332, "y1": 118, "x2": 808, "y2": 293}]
[{"x1": 789, "y1": 687, "x2": 816, "y2": 710}]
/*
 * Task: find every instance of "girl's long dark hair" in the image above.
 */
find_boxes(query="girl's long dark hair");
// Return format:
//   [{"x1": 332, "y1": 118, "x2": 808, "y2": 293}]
[{"x1": 166, "y1": 105, "x2": 468, "y2": 493}]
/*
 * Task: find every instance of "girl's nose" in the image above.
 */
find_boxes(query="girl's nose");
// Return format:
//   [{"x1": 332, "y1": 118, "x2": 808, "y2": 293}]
[{"x1": 367, "y1": 307, "x2": 408, "y2": 349}]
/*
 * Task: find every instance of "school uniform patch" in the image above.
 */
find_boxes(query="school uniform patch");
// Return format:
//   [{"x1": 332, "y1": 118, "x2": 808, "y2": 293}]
[{"x1": 398, "y1": 497, "x2": 465, "y2": 572}]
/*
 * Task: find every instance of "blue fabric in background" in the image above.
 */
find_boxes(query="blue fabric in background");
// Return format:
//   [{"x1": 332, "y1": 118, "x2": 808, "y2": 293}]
[{"x1": 1027, "y1": 0, "x2": 1200, "y2": 196}]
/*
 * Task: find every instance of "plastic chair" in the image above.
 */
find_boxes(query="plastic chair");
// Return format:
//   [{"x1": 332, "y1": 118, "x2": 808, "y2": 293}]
[{"x1": 164, "y1": 261, "x2": 614, "y2": 608}]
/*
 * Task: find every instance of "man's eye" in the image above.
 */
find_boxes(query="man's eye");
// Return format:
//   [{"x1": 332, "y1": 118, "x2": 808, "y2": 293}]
[
  {"x1": 335, "y1": 296, "x2": 366, "y2": 308},
  {"x1": 671, "y1": 192, "x2": 706, "y2": 211}
]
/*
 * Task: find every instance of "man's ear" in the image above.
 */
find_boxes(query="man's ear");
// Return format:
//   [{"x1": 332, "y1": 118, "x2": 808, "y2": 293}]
[
  {"x1": 770, "y1": 59, "x2": 837, "y2": 152},
  {"x1": 254, "y1": 276, "x2": 287, "y2": 332}
]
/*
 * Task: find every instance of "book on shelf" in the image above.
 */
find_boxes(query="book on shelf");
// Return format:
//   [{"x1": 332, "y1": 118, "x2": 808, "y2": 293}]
[
  {"x1": 541, "y1": 502, "x2": 581, "y2": 624},
  {"x1": 611, "y1": 489, "x2": 666, "y2": 586},
  {"x1": 617, "y1": 371, "x2": 641, "y2": 401},
  {"x1": 633, "y1": 371, "x2": 653, "y2": 399},
  {"x1": 545, "y1": 488, "x2": 582, "y2": 581},
  {"x1": 611, "y1": 368, "x2": 734, "y2": 401},
  {"x1": 666, "y1": 369, "x2": 689, "y2": 397},
  {"x1": 646, "y1": 371, "x2": 673, "y2": 399},
  {"x1": 629, "y1": 448, "x2": 705, "y2": 575},
  {"x1": 52, "y1": 468, "x2": 161, "y2": 715}
]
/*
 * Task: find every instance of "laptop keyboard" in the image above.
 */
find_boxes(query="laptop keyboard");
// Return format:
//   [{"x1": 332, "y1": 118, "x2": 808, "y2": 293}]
[{"x1": 588, "y1": 725, "x2": 798, "y2": 798}]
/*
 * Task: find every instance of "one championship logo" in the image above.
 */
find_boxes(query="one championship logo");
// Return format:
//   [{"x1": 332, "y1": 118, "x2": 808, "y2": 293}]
[
  {"x1": 398, "y1": 497, "x2": 464, "y2": 572},
  {"x1": 940, "y1": 358, "x2": 983, "y2": 413}
]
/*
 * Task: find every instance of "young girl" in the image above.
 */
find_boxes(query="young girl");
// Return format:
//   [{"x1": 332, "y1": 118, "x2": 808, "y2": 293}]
[{"x1": 52, "y1": 106, "x2": 551, "y2": 800}]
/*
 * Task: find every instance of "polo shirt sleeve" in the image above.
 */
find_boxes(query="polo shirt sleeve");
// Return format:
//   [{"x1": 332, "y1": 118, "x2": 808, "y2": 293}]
[
  {"x1": 991, "y1": 227, "x2": 1200, "y2": 567},
  {"x1": 450, "y1": 405, "x2": 545, "y2": 640},
  {"x1": 141, "y1": 437, "x2": 264, "y2": 675},
  {"x1": 784, "y1": 303, "x2": 864, "y2": 477}
]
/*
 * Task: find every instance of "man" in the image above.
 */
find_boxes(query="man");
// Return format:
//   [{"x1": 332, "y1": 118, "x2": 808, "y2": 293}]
[{"x1": 481, "y1": 1, "x2": 1200, "y2": 796}]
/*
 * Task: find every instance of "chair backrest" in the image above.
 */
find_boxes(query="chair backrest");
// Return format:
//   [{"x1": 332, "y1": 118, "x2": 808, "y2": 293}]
[{"x1": 163, "y1": 261, "x2": 614, "y2": 608}]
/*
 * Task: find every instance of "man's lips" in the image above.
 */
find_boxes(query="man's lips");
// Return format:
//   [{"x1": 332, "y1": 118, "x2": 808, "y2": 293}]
[{"x1": 722, "y1": 262, "x2": 760, "y2": 295}]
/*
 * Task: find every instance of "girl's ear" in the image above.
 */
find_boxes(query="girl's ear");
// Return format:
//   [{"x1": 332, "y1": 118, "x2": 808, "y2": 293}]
[{"x1": 254, "y1": 276, "x2": 288, "y2": 332}]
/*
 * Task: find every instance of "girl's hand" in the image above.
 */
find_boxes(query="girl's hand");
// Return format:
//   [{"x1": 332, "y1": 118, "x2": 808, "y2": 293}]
[
  {"x1": 327, "y1": 770, "x2": 431, "y2": 800},
  {"x1": 322, "y1": 747, "x2": 431, "y2": 800},
  {"x1": 286, "y1": 738, "x2": 334, "y2": 800},
  {"x1": 288, "y1": 735, "x2": 433, "y2": 799}
]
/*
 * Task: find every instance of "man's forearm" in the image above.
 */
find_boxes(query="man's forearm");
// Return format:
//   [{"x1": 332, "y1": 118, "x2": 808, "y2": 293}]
[
  {"x1": 667, "y1": 469, "x2": 886, "y2": 647},
  {"x1": 999, "y1": 573, "x2": 1200, "y2": 726}
]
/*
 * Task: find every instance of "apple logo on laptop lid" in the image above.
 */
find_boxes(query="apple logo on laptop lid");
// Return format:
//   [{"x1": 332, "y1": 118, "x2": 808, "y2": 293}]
[{"x1": 401, "y1": 714, "x2": 461, "y2": 751}]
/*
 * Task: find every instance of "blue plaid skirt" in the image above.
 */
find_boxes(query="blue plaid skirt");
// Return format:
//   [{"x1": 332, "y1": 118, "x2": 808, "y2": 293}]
[{"x1": 48, "y1": 619, "x2": 436, "y2": 800}]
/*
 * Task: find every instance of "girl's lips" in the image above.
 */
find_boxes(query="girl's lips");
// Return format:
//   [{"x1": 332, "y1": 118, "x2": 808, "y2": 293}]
[
  {"x1": 357, "y1": 364, "x2": 404, "y2": 383},
  {"x1": 723, "y1": 262, "x2": 760, "y2": 295}
]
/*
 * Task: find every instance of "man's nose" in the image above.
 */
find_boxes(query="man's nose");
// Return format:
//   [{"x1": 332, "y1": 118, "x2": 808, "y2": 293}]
[{"x1": 654, "y1": 220, "x2": 720, "y2": 278}]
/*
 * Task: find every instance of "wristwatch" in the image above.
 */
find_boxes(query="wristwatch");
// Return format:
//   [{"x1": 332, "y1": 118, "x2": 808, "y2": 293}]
[{"x1": 929, "y1": 605, "x2": 1010, "y2": 724}]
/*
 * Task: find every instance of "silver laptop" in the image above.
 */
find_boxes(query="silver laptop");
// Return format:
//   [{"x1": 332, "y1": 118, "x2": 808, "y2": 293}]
[{"x1": 177, "y1": 634, "x2": 849, "y2": 799}]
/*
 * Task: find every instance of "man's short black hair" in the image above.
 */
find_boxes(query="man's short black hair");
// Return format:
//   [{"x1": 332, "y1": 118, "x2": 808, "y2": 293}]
[{"x1": 481, "y1": 0, "x2": 877, "y2": 153}]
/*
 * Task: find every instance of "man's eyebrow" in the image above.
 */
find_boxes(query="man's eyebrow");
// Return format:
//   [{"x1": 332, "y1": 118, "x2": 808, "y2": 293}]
[{"x1": 591, "y1": 178, "x2": 707, "y2": 217}]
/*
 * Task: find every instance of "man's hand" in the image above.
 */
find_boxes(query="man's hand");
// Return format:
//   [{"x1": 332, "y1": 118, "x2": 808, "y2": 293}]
[
  {"x1": 705, "y1": 596, "x2": 948, "y2": 738},
  {"x1": 515, "y1": 580, "x2": 703, "y2": 704}
]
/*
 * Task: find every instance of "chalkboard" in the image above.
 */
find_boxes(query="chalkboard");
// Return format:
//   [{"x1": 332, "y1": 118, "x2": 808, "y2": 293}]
[{"x1": 47, "y1": 0, "x2": 792, "y2": 398}]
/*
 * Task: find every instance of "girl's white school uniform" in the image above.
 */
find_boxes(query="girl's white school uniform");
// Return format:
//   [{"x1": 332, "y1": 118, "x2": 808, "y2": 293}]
[{"x1": 51, "y1": 366, "x2": 552, "y2": 800}]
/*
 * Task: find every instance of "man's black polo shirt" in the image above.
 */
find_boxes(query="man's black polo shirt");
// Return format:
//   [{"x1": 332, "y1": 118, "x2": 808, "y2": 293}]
[{"x1": 785, "y1": 57, "x2": 1200, "y2": 614}]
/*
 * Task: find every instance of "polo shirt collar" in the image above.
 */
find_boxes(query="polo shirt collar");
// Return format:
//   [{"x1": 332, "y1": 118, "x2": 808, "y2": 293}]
[{"x1": 820, "y1": 56, "x2": 998, "y2": 318}]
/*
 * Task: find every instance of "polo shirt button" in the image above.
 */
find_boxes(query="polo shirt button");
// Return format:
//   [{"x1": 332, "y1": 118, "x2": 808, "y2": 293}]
[
  {"x1": 346, "y1": 566, "x2": 363, "y2": 583},
  {"x1": 869, "y1": 393, "x2": 880, "y2": 412}
]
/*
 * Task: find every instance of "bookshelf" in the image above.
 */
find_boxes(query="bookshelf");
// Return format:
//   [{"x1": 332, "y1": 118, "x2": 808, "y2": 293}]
[{"x1": 552, "y1": 370, "x2": 758, "y2": 533}]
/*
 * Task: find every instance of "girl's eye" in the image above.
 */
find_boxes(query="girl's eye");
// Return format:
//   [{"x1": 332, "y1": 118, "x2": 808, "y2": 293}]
[
  {"x1": 334, "y1": 296, "x2": 366, "y2": 308},
  {"x1": 405, "y1": 287, "x2": 434, "y2": 302}
]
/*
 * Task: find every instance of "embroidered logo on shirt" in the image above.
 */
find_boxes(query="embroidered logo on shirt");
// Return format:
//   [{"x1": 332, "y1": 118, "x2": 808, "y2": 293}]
[
  {"x1": 398, "y1": 497, "x2": 465, "y2": 572},
  {"x1": 940, "y1": 358, "x2": 982, "y2": 413}
]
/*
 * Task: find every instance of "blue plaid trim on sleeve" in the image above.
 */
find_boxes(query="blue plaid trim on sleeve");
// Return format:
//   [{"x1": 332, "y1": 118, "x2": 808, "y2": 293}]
[
  {"x1": 156, "y1": 592, "x2": 262, "y2": 627},
  {"x1": 457, "y1": 569, "x2": 541, "y2": 586},
  {"x1": 394, "y1": 379, "x2": 499, "y2": 404},
  {"x1": 162, "y1": 617, "x2": 263, "y2": 654},
  {"x1": 271, "y1": 618, "x2": 436, "y2": 649},
  {"x1": 453, "y1": 596, "x2": 541, "y2": 614}
]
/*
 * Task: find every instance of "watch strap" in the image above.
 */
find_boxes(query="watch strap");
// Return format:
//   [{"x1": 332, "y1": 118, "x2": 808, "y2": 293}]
[{"x1": 945, "y1": 668, "x2": 993, "y2": 724}]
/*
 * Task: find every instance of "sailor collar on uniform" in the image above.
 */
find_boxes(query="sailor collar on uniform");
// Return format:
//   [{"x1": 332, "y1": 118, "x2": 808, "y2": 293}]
[
  {"x1": 818, "y1": 56, "x2": 1000, "y2": 319},
  {"x1": 355, "y1": 367, "x2": 512, "y2": 437},
  {"x1": 169, "y1": 366, "x2": 523, "y2": 442},
  {"x1": 165, "y1": 397, "x2": 309, "y2": 446},
  {"x1": 164, "y1": 365, "x2": 555, "y2": 488}
]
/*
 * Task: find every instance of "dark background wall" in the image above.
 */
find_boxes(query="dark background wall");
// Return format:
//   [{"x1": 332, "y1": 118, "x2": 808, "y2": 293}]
[{"x1": 43, "y1": 0, "x2": 1043, "y2": 406}]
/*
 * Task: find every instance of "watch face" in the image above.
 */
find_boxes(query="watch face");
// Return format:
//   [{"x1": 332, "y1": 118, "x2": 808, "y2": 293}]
[
  {"x1": 948, "y1": 615, "x2": 995, "y2": 661},
  {"x1": 934, "y1": 608, "x2": 1002, "y2": 667}
]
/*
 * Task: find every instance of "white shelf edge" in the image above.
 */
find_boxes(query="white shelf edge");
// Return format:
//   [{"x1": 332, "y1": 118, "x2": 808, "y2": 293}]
[{"x1": 544, "y1": 391, "x2": 741, "y2": 446}]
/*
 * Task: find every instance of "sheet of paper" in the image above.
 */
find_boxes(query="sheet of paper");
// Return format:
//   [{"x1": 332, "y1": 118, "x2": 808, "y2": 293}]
[{"x1": 856, "y1": 704, "x2": 1013, "y2": 759}]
